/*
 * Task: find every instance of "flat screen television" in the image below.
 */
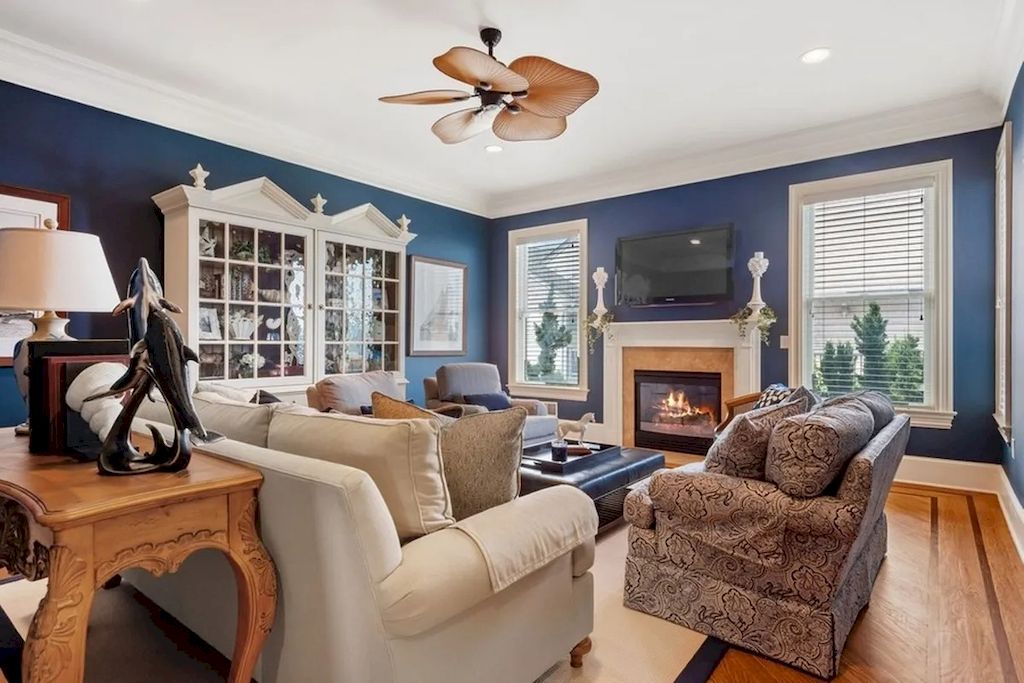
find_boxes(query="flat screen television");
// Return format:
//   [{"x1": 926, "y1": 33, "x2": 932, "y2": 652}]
[{"x1": 616, "y1": 224, "x2": 734, "y2": 306}]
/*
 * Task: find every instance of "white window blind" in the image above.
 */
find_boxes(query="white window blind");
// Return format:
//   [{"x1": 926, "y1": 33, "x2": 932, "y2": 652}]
[
  {"x1": 516, "y1": 234, "x2": 581, "y2": 386},
  {"x1": 805, "y1": 187, "x2": 932, "y2": 405}
]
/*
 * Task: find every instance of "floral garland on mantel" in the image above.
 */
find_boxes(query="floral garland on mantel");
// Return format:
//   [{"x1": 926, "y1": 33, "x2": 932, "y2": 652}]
[{"x1": 729, "y1": 305, "x2": 776, "y2": 345}]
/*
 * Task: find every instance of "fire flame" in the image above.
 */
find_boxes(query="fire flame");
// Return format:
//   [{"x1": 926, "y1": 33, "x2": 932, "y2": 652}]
[{"x1": 657, "y1": 390, "x2": 714, "y2": 420}]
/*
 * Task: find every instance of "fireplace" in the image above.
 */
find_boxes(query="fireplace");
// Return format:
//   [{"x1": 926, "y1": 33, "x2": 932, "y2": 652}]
[{"x1": 633, "y1": 370, "x2": 721, "y2": 454}]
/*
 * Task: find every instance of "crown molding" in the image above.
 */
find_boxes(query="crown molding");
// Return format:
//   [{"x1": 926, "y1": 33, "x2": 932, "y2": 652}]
[
  {"x1": 983, "y1": 0, "x2": 1024, "y2": 113},
  {"x1": 0, "y1": 29, "x2": 1012, "y2": 222},
  {"x1": 0, "y1": 29, "x2": 490, "y2": 217},
  {"x1": 486, "y1": 91, "x2": 1004, "y2": 218}
]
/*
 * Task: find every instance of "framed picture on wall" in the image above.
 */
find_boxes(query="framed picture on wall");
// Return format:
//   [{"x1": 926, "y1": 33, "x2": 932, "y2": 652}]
[
  {"x1": 0, "y1": 184, "x2": 72, "y2": 367},
  {"x1": 408, "y1": 255, "x2": 467, "y2": 356}
]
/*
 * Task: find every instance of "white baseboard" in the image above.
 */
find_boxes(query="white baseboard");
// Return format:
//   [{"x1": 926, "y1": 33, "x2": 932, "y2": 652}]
[{"x1": 585, "y1": 421, "x2": 1024, "y2": 564}]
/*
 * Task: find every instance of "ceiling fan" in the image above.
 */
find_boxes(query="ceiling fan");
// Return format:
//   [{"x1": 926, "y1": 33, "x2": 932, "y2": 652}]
[{"x1": 379, "y1": 27, "x2": 599, "y2": 144}]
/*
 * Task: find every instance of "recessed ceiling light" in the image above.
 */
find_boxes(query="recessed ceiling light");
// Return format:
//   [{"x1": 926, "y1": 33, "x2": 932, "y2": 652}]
[
  {"x1": 800, "y1": 47, "x2": 831, "y2": 64},
  {"x1": 485, "y1": 144, "x2": 503, "y2": 153},
  {"x1": 689, "y1": 238, "x2": 702, "y2": 245}
]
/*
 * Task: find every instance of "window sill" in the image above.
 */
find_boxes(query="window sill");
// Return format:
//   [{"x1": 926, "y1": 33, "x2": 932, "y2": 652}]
[
  {"x1": 993, "y1": 414, "x2": 1012, "y2": 444},
  {"x1": 898, "y1": 406, "x2": 956, "y2": 429},
  {"x1": 507, "y1": 383, "x2": 589, "y2": 402}
]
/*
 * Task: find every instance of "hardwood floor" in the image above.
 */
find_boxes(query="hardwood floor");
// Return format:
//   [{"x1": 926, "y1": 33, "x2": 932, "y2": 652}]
[{"x1": 710, "y1": 483, "x2": 1024, "y2": 683}]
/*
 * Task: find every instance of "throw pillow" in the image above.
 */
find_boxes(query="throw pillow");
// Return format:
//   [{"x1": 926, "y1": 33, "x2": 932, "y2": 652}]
[
  {"x1": 372, "y1": 392, "x2": 523, "y2": 519},
  {"x1": 194, "y1": 381, "x2": 253, "y2": 403},
  {"x1": 267, "y1": 409, "x2": 453, "y2": 541},
  {"x1": 821, "y1": 390, "x2": 895, "y2": 436},
  {"x1": 785, "y1": 385, "x2": 821, "y2": 409},
  {"x1": 463, "y1": 392, "x2": 513, "y2": 411},
  {"x1": 705, "y1": 398, "x2": 811, "y2": 480},
  {"x1": 753, "y1": 383, "x2": 793, "y2": 409},
  {"x1": 766, "y1": 400, "x2": 874, "y2": 497},
  {"x1": 250, "y1": 389, "x2": 282, "y2": 405},
  {"x1": 442, "y1": 407, "x2": 527, "y2": 520}
]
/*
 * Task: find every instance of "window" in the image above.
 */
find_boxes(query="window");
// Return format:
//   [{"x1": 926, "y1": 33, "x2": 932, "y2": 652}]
[
  {"x1": 995, "y1": 122, "x2": 1012, "y2": 442},
  {"x1": 788, "y1": 161, "x2": 955, "y2": 428},
  {"x1": 507, "y1": 220, "x2": 588, "y2": 401}
]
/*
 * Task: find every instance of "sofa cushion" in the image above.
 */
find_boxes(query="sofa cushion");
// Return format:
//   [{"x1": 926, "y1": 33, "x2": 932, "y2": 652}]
[
  {"x1": 194, "y1": 381, "x2": 253, "y2": 403},
  {"x1": 436, "y1": 363, "x2": 502, "y2": 401},
  {"x1": 821, "y1": 390, "x2": 895, "y2": 435},
  {"x1": 464, "y1": 392, "x2": 513, "y2": 411},
  {"x1": 134, "y1": 392, "x2": 274, "y2": 447},
  {"x1": 314, "y1": 371, "x2": 402, "y2": 414},
  {"x1": 766, "y1": 400, "x2": 874, "y2": 497},
  {"x1": 523, "y1": 415, "x2": 559, "y2": 444},
  {"x1": 372, "y1": 392, "x2": 523, "y2": 520},
  {"x1": 705, "y1": 399, "x2": 810, "y2": 480},
  {"x1": 267, "y1": 410, "x2": 453, "y2": 541}
]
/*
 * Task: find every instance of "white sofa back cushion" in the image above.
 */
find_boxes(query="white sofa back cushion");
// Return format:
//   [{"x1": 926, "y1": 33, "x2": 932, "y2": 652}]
[
  {"x1": 268, "y1": 411, "x2": 454, "y2": 541},
  {"x1": 134, "y1": 392, "x2": 274, "y2": 447}
]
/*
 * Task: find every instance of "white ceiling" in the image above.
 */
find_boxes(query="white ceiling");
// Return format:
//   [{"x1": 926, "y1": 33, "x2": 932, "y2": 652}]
[{"x1": 0, "y1": 0, "x2": 1022, "y2": 217}]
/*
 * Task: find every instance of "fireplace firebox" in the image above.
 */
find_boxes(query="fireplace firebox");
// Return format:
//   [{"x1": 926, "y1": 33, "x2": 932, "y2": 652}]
[{"x1": 633, "y1": 370, "x2": 721, "y2": 454}]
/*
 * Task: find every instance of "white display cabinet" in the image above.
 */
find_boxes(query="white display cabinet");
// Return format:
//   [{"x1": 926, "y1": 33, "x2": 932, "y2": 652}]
[{"x1": 153, "y1": 167, "x2": 415, "y2": 395}]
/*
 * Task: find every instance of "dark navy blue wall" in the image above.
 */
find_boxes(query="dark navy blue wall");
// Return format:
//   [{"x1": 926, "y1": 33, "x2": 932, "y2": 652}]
[
  {"x1": 490, "y1": 128, "x2": 1004, "y2": 463},
  {"x1": 0, "y1": 80, "x2": 491, "y2": 425},
  {"x1": 1005, "y1": 61, "x2": 1024, "y2": 503}
]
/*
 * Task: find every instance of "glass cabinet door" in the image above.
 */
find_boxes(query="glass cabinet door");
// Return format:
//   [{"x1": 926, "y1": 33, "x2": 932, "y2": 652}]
[
  {"x1": 196, "y1": 218, "x2": 312, "y2": 383},
  {"x1": 319, "y1": 235, "x2": 401, "y2": 376}
]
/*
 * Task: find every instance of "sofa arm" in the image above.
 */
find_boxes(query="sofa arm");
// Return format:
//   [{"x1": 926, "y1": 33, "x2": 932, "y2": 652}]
[
  {"x1": 510, "y1": 398, "x2": 547, "y2": 416},
  {"x1": 648, "y1": 468, "x2": 791, "y2": 564},
  {"x1": 378, "y1": 485, "x2": 597, "y2": 637}
]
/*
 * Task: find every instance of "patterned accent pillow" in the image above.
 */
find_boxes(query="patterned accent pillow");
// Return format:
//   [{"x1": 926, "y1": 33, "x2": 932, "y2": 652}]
[
  {"x1": 705, "y1": 398, "x2": 811, "y2": 480},
  {"x1": 766, "y1": 400, "x2": 874, "y2": 497},
  {"x1": 753, "y1": 383, "x2": 793, "y2": 409},
  {"x1": 821, "y1": 390, "x2": 895, "y2": 436},
  {"x1": 439, "y1": 408, "x2": 527, "y2": 520}
]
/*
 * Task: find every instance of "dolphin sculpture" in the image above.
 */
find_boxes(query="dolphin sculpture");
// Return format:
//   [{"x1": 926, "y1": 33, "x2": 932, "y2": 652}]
[{"x1": 86, "y1": 257, "x2": 207, "y2": 475}]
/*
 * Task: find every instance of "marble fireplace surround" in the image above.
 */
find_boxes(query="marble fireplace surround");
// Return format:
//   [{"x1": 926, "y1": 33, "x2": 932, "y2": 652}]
[{"x1": 587, "y1": 320, "x2": 762, "y2": 446}]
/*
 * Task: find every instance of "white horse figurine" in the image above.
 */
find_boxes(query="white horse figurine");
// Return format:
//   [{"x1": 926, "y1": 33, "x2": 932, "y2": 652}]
[{"x1": 558, "y1": 412, "x2": 595, "y2": 442}]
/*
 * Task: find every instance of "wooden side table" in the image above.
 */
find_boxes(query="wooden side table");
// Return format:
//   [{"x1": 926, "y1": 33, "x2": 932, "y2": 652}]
[{"x1": 0, "y1": 428, "x2": 277, "y2": 683}]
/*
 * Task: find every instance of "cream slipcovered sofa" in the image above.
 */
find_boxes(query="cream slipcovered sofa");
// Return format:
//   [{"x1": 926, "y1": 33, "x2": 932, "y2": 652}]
[{"x1": 128, "y1": 393, "x2": 597, "y2": 683}]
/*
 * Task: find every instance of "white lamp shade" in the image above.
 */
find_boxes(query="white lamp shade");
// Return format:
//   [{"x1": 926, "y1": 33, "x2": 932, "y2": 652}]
[{"x1": 0, "y1": 227, "x2": 120, "y2": 312}]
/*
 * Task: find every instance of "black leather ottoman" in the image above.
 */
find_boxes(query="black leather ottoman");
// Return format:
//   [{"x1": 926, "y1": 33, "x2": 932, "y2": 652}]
[{"x1": 520, "y1": 447, "x2": 665, "y2": 530}]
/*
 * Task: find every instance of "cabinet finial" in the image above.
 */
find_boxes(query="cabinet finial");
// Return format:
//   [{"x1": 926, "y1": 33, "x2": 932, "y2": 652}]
[
  {"x1": 397, "y1": 214, "x2": 412, "y2": 232},
  {"x1": 189, "y1": 163, "x2": 210, "y2": 189},
  {"x1": 311, "y1": 193, "x2": 327, "y2": 214}
]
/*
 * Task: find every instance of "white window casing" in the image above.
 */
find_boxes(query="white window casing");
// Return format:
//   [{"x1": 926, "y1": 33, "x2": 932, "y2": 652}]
[
  {"x1": 788, "y1": 160, "x2": 955, "y2": 429},
  {"x1": 994, "y1": 122, "x2": 1012, "y2": 442},
  {"x1": 507, "y1": 219, "x2": 589, "y2": 401}
]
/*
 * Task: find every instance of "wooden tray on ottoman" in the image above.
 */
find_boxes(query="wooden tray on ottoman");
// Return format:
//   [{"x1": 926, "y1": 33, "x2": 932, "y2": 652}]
[{"x1": 522, "y1": 442, "x2": 622, "y2": 474}]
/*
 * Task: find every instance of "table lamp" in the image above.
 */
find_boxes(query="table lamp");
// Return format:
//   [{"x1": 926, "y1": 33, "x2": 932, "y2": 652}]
[{"x1": 0, "y1": 220, "x2": 120, "y2": 434}]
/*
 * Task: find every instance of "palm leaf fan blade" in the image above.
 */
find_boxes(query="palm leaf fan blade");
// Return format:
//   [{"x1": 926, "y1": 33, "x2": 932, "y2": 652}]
[
  {"x1": 493, "y1": 108, "x2": 567, "y2": 141},
  {"x1": 433, "y1": 47, "x2": 529, "y2": 92},
  {"x1": 508, "y1": 56, "x2": 599, "y2": 118},
  {"x1": 379, "y1": 89, "x2": 473, "y2": 104}
]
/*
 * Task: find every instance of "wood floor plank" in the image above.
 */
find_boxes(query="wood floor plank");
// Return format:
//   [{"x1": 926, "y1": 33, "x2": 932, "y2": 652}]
[
  {"x1": 937, "y1": 492, "x2": 1003, "y2": 682},
  {"x1": 972, "y1": 492, "x2": 1024, "y2": 682},
  {"x1": 707, "y1": 484, "x2": 1023, "y2": 682}
]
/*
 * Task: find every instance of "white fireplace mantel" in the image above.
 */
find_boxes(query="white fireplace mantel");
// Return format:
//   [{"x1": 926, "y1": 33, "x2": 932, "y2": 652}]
[{"x1": 586, "y1": 319, "x2": 762, "y2": 445}]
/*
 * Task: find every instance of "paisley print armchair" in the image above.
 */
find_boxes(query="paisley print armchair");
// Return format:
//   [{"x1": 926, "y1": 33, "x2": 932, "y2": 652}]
[{"x1": 623, "y1": 414, "x2": 910, "y2": 678}]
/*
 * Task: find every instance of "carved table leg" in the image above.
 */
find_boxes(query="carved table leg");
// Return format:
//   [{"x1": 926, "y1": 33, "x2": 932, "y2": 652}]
[
  {"x1": 23, "y1": 528, "x2": 95, "y2": 683},
  {"x1": 570, "y1": 636, "x2": 592, "y2": 668},
  {"x1": 225, "y1": 492, "x2": 278, "y2": 683}
]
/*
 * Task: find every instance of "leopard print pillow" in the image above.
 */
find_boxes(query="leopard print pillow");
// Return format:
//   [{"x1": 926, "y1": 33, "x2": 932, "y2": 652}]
[{"x1": 705, "y1": 398, "x2": 810, "y2": 480}]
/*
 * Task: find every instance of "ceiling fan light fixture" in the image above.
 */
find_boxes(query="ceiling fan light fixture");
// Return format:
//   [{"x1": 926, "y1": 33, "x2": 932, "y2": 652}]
[{"x1": 800, "y1": 47, "x2": 831, "y2": 64}]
